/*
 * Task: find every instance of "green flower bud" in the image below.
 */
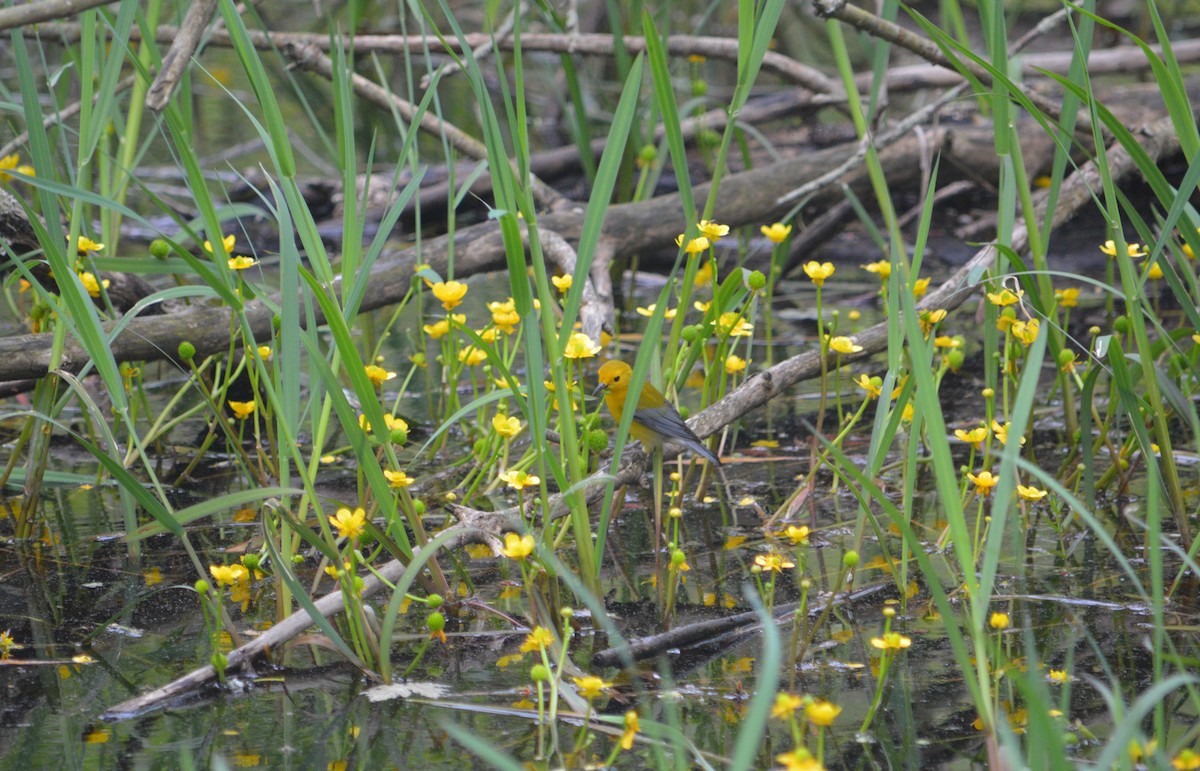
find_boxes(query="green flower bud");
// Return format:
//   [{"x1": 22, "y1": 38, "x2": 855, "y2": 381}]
[
  {"x1": 637, "y1": 144, "x2": 657, "y2": 166},
  {"x1": 427, "y1": 594, "x2": 444, "y2": 609},
  {"x1": 178, "y1": 341, "x2": 196, "y2": 361},
  {"x1": 194, "y1": 579, "x2": 210, "y2": 594},
  {"x1": 413, "y1": 500, "x2": 426, "y2": 516},
  {"x1": 691, "y1": 79, "x2": 708, "y2": 97},
  {"x1": 842, "y1": 550, "x2": 860, "y2": 568},
  {"x1": 531, "y1": 664, "x2": 550, "y2": 682},
  {"x1": 587, "y1": 429, "x2": 610, "y2": 453},
  {"x1": 1113, "y1": 316, "x2": 1129, "y2": 334}
]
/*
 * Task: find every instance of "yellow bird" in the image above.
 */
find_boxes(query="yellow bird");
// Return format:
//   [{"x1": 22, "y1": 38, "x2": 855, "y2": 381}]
[{"x1": 593, "y1": 360, "x2": 721, "y2": 465}]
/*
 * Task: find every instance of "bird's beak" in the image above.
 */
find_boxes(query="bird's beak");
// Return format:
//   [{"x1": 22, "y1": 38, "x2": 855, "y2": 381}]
[{"x1": 591, "y1": 382, "x2": 608, "y2": 397}]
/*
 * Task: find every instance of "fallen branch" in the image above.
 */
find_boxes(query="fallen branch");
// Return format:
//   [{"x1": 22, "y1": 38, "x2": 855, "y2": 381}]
[{"x1": 0, "y1": 129, "x2": 936, "y2": 382}]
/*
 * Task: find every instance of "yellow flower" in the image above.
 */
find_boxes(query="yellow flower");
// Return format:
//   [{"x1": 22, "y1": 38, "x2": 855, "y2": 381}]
[
  {"x1": 918, "y1": 308, "x2": 947, "y2": 336},
  {"x1": 912, "y1": 276, "x2": 931, "y2": 298},
  {"x1": 954, "y1": 426, "x2": 988, "y2": 447},
  {"x1": 0, "y1": 153, "x2": 18, "y2": 181},
  {"x1": 383, "y1": 469, "x2": 415, "y2": 488},
  {"x1": 1047, "y1": 669, "x2": 1069, "y2": 684},
  {"x1": 492, "y1": 414, "x2": 522, "y2": 438},
  {"x1": 635, "y1": 303, "x2": 677, "y2": 320},
  {"x1": 520, "y1": 626, "x2": 555, "y2": 653},
  {"x1": 329, "y1": 507, "x2": 367, "y2": 539},
  {"x1": 228, "y1": 400, "x2": 256, "y2": 420},
  {"x1": 805, "y1": 699, "x2": 841, "y2": 727},
  {"x1": 204, "y1": 234, "x2": 237, "y2": 254},
  {"x1": 1011, "y1": 318, "x2": 1040, "y2": 345},
  {"x1": 760, "y1": 222, "x2": 792, "y2": 243},
  {"x1": 855, "y1": 374, "x2": 882, "y2": 399},
  {"x1": 986, "y1": 287, "x2": 1021, "y2": 306},
  {"x1": 694, "y1": 260, "x2": 714, "y2": 286},
  {"x1": 933, "y1": 335, "x2": 961, "y2": 348},
  {"x1": 1173, "y1": 749, "x2": 1200, "y2": 770},
  {"x1": 209, "y1": 563, "x2": 248, "y2": 586},
  {"x1": 499, "y1": 469, "x2": 540, "y2": 491},
  {"x1": 828, "y1": 336, "x2": 862, "y2": 354},
  {"x1": 1100, "y1": 239, "x2": 1146, "y2": 258},
  {"x1": 422, "y1": 313, "x2": 465, "y2": 339},
  {"x1": 697, "y1": 219, "x2": 729, "y2": 240},
  {"x1": 572, "y1": 675, "x2": 613, "y2": 699},
  {"x1": 619, "y1": 710, "x2": 640, "y2": 751},
  {"x1": 1147, "y1": 261, "x2": 1164, "y2": 280},
  {"x1": 563, "y1": 331, "x2": 601, "y2": 359},
  {"x1": 501, "y1": 532, "x2": 536, "y2": 560},
  {"x1": 968, "y1": 469, "x2": 999, "y2": 496},
  {"x1": 74, "y1": 235, "x2": 104, "y2": 254},
  {"x1": 675, "y1": 233, "x2": 711, "y2": 254},
  {"x1": 549, "y1": 274, "x2": 572, "y2": 294},
  {"x1": 227, "y1": 255, "x2": 257, "y2": 270},
  {"x1": 870, "y1": 632, "x2": 912, "y2": 650},
  {"x1": 715, "y1": 312, "x2": 754, "y2": 338},
  {"x1": 724, "y1": 355, "x2": 747, "y2": 375},
  {"x1": 776, "y1": 749, "x2": 825, "y2": 771},
  {"x1": 257, "y1": 345, "x2": 272, "y2": 359},
  {"x1": 784, "y1": 525, "x2": 810, "y2": 545},
  {"x1": 431, "y1": 280, "x2": 468, "y2": 310},
  {"x1": 771, "y1": 692, "x2": 804, "y2": 719},
  {"x1": 458, "y1": 345, "x2": 487, "y2": 366},
  {"x1": 862, "y1": 260, "x2": 891, "y2": 280},
  {"x1": 1017, "y1": 484, "x2": 1048, "y2": 502},
  {"x1": 364, "y1": 364, "x2": 396, "y2": 386},
  {"x1": 989, "y1": 611, "x2": 1010, "y2": 630},
  {"x1": 754, "y1": 553, "x2": 795, "y2": 573},
  {"x1": 1055, "y1": 287, "x2": 1080, "y2": 308},
  {"x1": 802, "y1": 261, "x2": 835, "y2": 286},
  {"x1": 488, "y1": 298, "x2": 521, "y2": 333},
  {"x1": 78, "y1": 271, "x2": 110, "y2": 298},
  {"x1": 990, "y1": 419, "x2": 1025, "y2": 446}
]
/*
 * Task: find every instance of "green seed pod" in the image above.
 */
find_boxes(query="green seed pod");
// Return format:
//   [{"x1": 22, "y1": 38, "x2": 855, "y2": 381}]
[
  {"x1": 427, "y1": 611, "x2": 446, "y2": 633},
  {"x1": 391, "y1": 429, "x2": 409, "y2": 445},
  {"x1": 149, "y1": 239, "x2": 170, "y2": 259},
  {"x1": 748, "y1": 270, "x2": 767, "y2": 290},
  {"x1": 637, "y1": 144, "x2": 657, "y2": 166},
  {"x1": 1113, "y1": 316, "x2": 1129, "y2": 334},
  {"x1": 194, "y1": 579, "x2": 210, "y2": 594},
  {"x1": 427, "y1": 594, "x2": 444, "y2": 609},
  {"x1": 842, "y1": 550, "x2": 860, "y2": 568},
  {"x1": 531, "y1": 664, "x2": 550, "y2": 682},
  {"x1": 691, "y1": 79, "x2": 708, "y2": 97},
  {"x1": 682, "y1": 325, "x2": 702, "y2": 344},
  {"x1": 671, "y1": 549, "x2": 686, "y2": 567},
  {"x1": 946, "y1": 349, "x2": 965, "y2": 370},
  {"x1": 178, "y1": 341, "x2": 196, "y2": 360},
  {"x1": 1056, "y1": 349, "x2": 1076, "y2": 368}
]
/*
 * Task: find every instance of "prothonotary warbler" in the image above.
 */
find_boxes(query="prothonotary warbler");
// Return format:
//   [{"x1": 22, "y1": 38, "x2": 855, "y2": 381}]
[{"x1": 594, "y1": 360, "x2": 721, "y2": 466}]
